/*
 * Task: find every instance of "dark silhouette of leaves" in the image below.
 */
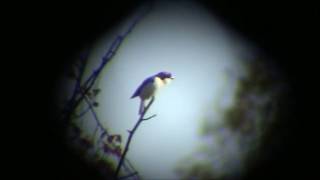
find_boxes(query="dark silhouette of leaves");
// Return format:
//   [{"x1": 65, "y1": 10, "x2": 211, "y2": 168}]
[
  {"x1": 103, "y1": 143, "x2": 111, "y2": 153},
  {"x1": 59, "y1": 4, "x2": 153, "y2": 180},
  {"x1": 93, "y1": 102, "x2": 99, "y2": 107},
  {"x1": 176, "y1": 59, "x2": 286, "y2": 179},
  {"x1": 107, "y1": 134, "x2": 122, "y2": 144},
  {"x1": 113, "y1": 146, "x2": 122, "y2": 157},
  {"x1": 92, "y1": 88, "x2": 101, "y2": 96}
]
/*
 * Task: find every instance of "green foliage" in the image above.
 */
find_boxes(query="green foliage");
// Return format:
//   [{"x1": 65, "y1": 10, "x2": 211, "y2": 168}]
[
  {"x1": 176, "y1": 157, "x2": 217, "y2": 180},
  {"x1": 224, "y1": 59, "x2": 278, "y2": 133}
]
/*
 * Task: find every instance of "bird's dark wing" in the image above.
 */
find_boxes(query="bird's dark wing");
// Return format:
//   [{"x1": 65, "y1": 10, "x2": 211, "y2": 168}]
[{"x1": 131, "y1": 76, "x2": 155, "y2": 98}]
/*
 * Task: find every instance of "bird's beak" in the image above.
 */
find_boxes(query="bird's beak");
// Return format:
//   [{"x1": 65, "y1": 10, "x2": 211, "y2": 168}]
[{"x1": 170, "y1": 77, "x2": 175, "y2": 80}]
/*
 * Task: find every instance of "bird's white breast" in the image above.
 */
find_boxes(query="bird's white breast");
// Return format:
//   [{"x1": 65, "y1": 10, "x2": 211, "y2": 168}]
[{"x1": 154, "y1": 77, "x2": 165, "y2": 88}]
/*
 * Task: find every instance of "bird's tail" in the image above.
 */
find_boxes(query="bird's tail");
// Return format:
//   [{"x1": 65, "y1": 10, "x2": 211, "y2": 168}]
[{"x1": 139, "y1": 100, "x2": 145, "y2": 115}]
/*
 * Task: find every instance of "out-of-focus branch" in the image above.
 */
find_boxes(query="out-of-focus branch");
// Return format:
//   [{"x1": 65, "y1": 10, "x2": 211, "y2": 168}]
[
  {"x1": 80, "y1": 89, "x2": 109, "y2": 137},
  {"x1": 61, "y1": 5, "x2": 152, "y2": 123},
  {"x1": 60, "y1": 3, "x2": 153, "y2": 179},
  {"x1": 114, "y1": 97, "x2": 157, "y2": 178}
]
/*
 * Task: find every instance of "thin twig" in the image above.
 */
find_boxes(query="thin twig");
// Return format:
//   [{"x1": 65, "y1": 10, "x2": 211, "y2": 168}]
[
  {"x1": 142, "y1": 114, "x2": 157, "y2": 121},
  {"x1": 114, "y1": 97, "x2": 156, "y2": 178}
]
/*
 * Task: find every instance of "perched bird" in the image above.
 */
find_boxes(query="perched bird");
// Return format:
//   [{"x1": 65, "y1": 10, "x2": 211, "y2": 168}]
[{"x1": 131, "y1": 71, "x2": 174, "y2": 114}]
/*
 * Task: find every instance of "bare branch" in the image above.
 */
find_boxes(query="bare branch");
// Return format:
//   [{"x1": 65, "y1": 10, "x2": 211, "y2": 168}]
[
  {"x1": 59, "y1": 3, "x2": 153, "y2": 180},
  {"x1": 61, "y1": 3, "x2": 152, "y2": 123},
  {"x1": 114, "y1": 97, "x2": 155, "y2": 178}
]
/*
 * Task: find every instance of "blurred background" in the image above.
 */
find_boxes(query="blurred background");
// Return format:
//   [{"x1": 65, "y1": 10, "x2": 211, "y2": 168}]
[
  {"x1": 57, "y1": 1, "x2": 291, "y2": 179},
  {"x1": 28, "y1": 0, "x2": 317, "y2": 180}
]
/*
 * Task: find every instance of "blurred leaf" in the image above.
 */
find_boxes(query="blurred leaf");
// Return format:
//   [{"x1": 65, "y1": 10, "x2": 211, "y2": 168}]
[
  {"x1": 103, "y1": 143, "x2": 111, "y2": 153},
  {"x1": 92, "y1": 88, "x2": 101, "y2": 96},
  {"x1": 93, "y1": 102, "x2": 99, "y2": 107},
  {"x1": 107, "y1": 134, "x2": 122, "y2": 144},
  {"x1": 87, "y1": 91, "x2": 93, "y2": 98},
  {"x1": 107, "y1": 135, "x2": 114, "y2": 143},
  {"x1": 113, "y1": 146, "x2": 122, "y2": 157},
  {"x1": 103, "y1": 142, "x2": 122, "y2": 157},
  {"x1": 114, "y1": 135, "x2": 122, "y2": 143}
]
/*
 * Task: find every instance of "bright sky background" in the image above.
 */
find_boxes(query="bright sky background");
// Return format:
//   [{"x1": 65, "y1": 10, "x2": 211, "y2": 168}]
[{"x1": 80, "y1": 1, "x2": 258, "y2": 179}]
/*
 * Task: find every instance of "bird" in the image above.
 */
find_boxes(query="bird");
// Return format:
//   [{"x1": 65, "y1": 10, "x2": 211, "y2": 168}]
[{"x1": 131, "y1": 71, "x2": 174, "y2": 114}]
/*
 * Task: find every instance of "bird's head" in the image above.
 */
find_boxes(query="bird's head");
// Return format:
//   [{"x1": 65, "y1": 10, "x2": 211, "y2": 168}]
[{"x1": 155, "y1": 71, "x2": 174, "y2": 84}]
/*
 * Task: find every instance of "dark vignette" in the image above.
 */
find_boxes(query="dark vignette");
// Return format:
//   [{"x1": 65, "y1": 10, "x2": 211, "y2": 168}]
[{"x1": 19, "y1": 1, "x2": 316, "y2": 180}]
